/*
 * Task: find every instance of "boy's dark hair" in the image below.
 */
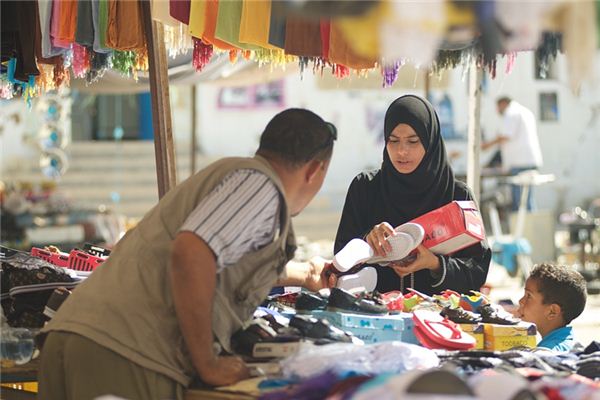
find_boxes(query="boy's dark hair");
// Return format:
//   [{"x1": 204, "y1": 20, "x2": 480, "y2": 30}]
[
  {"x1": 529, "y1": 263, "x2": 587, "y2": 324},
  {"x1": 497, "y1": 96, "x2": 512, "y2": 105},
  {"x1": 257, "y1": 109, "x2": 337, "y2": 168}
]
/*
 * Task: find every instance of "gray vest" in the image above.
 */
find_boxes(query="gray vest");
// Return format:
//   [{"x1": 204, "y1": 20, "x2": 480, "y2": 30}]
[{"x1": 42, "y1": 156, "x2": 296, "y2": 385}]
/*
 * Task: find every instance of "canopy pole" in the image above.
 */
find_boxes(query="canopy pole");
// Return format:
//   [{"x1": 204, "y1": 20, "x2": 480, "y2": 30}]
[
  {"x1": 466, "y1": 60, "x2": 483, "y2": 203},
  {"x1": 141, "y1": 0, "x2": 177, "y2": 199},
  {"x1": 190, "y1": 85, "x2": 197, "y2": 176}
]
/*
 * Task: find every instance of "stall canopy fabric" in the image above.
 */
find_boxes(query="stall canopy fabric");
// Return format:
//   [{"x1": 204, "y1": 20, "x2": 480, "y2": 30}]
[{"x1": 1, "y1": 0, "x2": 598, "y2": 100}]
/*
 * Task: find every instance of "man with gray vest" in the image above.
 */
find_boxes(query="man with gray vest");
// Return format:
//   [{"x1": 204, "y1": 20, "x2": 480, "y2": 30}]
[{"x1": 38, "y1": 109, "x2": 338, "y2": 399}]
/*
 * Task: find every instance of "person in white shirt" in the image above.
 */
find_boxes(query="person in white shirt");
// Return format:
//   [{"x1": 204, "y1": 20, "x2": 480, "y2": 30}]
[{"x1": 483, "y1": 97, "x2": 543, "y2": 211}]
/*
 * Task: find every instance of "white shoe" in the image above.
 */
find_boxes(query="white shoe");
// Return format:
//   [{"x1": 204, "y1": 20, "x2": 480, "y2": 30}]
[{"x1": 336, "y1": 266, "x2": 378, "y2": 292}]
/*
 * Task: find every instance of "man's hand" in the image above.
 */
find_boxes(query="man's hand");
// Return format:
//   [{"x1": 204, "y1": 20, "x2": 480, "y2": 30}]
[
  {"x1": 304, "y1": 256, "x2": 337, "y2": 292},
  {"x1": 197, "y1": 355, "x2": 250, "y2": 387},
  {"x1": 366, "y1": 222, "x2": 395, "y2": 257},
  {"x1": 390, "y1": 245, "x2": 440, "y2": 278},
  {"x1": 278, "y1": 257, "x2": 337, "y2": 291}
]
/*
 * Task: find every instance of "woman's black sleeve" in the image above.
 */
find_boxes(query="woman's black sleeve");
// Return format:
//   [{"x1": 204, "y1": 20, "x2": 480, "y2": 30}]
[
  {"x1": 432, "y1": 182, "x2": 492, "y2": 293},
  {"x1": 334, "y1": 177, "x2": 370, "y2": 254}
]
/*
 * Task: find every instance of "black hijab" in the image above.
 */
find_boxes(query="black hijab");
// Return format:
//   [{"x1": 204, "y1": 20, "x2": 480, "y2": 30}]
[{"x1": 379, "y1": 95, "x2": 455, "y2": 221}]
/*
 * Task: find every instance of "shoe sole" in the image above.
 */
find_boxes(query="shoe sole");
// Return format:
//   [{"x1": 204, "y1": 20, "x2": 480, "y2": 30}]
[{"x1": 336, "y1": 266, "x2": 378, "y2": 292}]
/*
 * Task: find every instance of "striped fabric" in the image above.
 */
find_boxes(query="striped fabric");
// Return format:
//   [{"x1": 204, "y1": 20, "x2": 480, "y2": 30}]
[{"x1": 179, "y1": 169, "x2": 280, "y2": 272}]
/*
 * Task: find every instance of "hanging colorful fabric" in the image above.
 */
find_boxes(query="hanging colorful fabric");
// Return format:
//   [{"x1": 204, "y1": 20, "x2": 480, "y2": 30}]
[
  {"x1": 215, "y1": 0, "x2": 259, "y2": 50},
  {"x1": 86, "y1": 50, "x2": 111, "y2": 83},
  {"x1": 111, "y1": 50, "x2": 138, "y2": 77},
  {"x1": 75, "y1": 0, "x2": 94, "y2": 47},
  {"x1": 239, "y1": 0, "x2": 278, "y2": 49},
  {"x1": 202, "y1": 0, "x2": 237, "y2": 50},
  {"x1": 170, "y1": 0, "x2": 191, "y2": 25},
  {"x1": 98, "y1": 0, "x2": 110, "y2": 49},
  {"x1": 1, "y1": 0, "x2": 40, "y2": 82},
  {"x1": 334, "y1": 1, "x2": 385, "y2": 60},
  {"x1": 37, "y1": 0, "x2": 64, "y2": 58},
  {"x1": 188, "y1": 0, "x2": 207, "y2": 38},
  {"x1": 328, "y1": 22, "x2": 376, "y2": 70},
  {"x1": 320, "y1": 20, "x2": 330, "y2": 59},
  {"x1": 34, "y1": 1, "x2": 63, "y2": 67},
  {"x1": 54, "y1": 0, "x2": 78, "y2": 46},
  {"x1": 268, "y1": 0, "x2": 286, "y2": 49},
  {"x1": 50, "y1": 0, "x2": 72, "y2": 48},
  {"x1": 382, "y1": 61, "x2": 403, "y2": 88},
  {"x1": 284, "y1": 18, "x2": 323, "y2": 57},
  {"x1": 72, "y1": 44, "x2": 91, "y2": 78},
  {"x1": 106, "y1": 0, "x2": 146, "y2": 51},
  {"x1": 192, "y1": 38, "x2": 213, "y2": 71}
]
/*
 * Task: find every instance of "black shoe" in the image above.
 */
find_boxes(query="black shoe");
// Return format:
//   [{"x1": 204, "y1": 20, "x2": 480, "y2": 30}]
[
  {"x1": 440, "y1": 306, "x2": 482, "y2": 324},
  {"x1": 327, "y1": 287, "x2": 388, "y2": 315},
  {"x1": 289, "y1": 315, "x2": 352, "y2": 343},
  {"x1": 477, "y1": 304, "x2": 520, "y2": 325},
  {"x1": 295, "y1": 292, "x2": 328, "y2": 313}
]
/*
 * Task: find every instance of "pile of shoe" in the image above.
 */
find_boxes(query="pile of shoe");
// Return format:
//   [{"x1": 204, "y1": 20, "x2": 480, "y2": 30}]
[
  {"x1": 231, "y1": 305, "x2": 362, "y2": 360},
  {"x1": 295, "y1": 288, "x2": 389, "y2": 315}
]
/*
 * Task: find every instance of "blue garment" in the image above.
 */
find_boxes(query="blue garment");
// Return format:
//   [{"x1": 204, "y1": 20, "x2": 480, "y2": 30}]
[
  {"x1": 538, "y1": 326, "x2": 576, "y2": 352},
  {"x1": 509, "y1": 167, "x2": 537, "y2": 211}
]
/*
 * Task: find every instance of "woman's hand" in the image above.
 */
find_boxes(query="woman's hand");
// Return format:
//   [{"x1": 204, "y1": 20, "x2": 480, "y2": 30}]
[
  {"x1": 390, "y1": 245, "x2": 440, "y2": 278},
  {"x1": 366, "y1": 222, "x2": 395, "y2": 257},
  {"x1": 304, "y1": 256, "x2": 337, "y2": 291}
]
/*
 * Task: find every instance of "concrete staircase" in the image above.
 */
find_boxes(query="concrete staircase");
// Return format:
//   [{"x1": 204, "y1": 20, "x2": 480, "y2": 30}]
[{"x1": 6, "y1": 141, "x2": 342, "y2": 242}]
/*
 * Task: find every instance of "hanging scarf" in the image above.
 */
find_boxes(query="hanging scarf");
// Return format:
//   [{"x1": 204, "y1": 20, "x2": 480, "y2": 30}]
[
  {"x1": 106, "y1": 0, "x2": 146, "y2": 51},
  {"x1": 380, "y1": 95, "x2": 455, "y2": 222},
  {"x1": 284, "y1": 17, "x2": 323, "y2": 57},
  {"x1": 239, "y1": 0, "x2": 274, "y2": 49},
  {"x1": 215, "y1": 0, "x2": 259, "y2": 50},
  {"x1": 170, "y1": 0, "x2": 191, "y2": 24},
  {"x1": 188, "y1": 0, "x2": 207, "y2": 38},
  {"x1": 75, "y1": 0, "x2": 94, "y2": 46},
  {"x1": 51, "y1": 0, "x2": 78, "y2": 47},
  {"x1": 201, "y1": 0, "x2": 237, "y2": 50}
]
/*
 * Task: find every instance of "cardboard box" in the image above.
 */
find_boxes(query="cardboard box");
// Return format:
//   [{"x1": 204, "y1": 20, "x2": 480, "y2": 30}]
[
  {"x1": 252, "y1": 342, "x2": 301, "y2": 358},
  {"x1": 410, "y1": 201, "x2": 485, "y2": 255},
  {"x1": 312, "y1": 310, "x2": 418, "y2": 345},
  {"x1": 483, "y1": 322, "x2": 537, "y2": 351},
  {"x1": 460, "y1": 323, "x2": 484, "y2": 350}
]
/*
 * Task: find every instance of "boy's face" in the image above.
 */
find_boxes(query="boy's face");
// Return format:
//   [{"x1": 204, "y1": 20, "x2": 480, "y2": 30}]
[{"x1": 517, "y1": 278, "x2": 552, "y2": 328}]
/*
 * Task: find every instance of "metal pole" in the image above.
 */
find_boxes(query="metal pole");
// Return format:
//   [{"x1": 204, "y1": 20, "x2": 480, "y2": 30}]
[
  {"x1": 141, "y1": 0, "x2": 177, "y2": 199},
  {"x1": 466, "y1": 60, "x2": 483, "y2": 203},
  {"x1": 191, "y1": 85, "x2": 197, "y2": 176}
]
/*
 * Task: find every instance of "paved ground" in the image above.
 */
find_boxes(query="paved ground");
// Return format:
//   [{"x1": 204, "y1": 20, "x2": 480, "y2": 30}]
[{"x1": 486, "y1": 262, "x2": 600, "y2": 347}]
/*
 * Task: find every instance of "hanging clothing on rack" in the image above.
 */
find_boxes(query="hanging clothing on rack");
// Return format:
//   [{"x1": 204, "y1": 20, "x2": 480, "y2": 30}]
[{"x1": 215, "y1": 0, "x2": 260, "y2": 50}]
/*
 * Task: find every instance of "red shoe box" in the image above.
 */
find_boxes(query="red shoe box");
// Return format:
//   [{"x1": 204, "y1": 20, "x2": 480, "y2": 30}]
[{"x1": 410, "y1": 201, "x2": 485, "y2": 255}]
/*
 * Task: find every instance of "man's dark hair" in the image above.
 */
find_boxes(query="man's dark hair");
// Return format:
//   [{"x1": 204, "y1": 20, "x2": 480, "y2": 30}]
[
  {"x1": 497, "y1": 96, "x2": 512, "y2": 105},
  {"x1": 257, "y1": 109, "x2": 337, "y2": 168},
  {"x1": 529, "y1": 263, "x2": 587, "y2": 324}
]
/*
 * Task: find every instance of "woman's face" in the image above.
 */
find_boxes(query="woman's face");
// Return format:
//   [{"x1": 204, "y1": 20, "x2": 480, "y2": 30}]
[{"x1": 386, "y1": 123, "x2": 426, "y2": 174}]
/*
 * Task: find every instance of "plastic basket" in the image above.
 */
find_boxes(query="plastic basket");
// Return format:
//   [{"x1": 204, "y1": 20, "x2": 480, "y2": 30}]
[
  {"x1": 31, "y1": 247, "x2": 70, "y2": 268},
  {"x1": 68, "y1": 249, "x2": 105, "y2": 272}
]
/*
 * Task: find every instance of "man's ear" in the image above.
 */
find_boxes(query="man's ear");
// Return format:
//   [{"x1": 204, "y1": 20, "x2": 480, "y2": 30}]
[
  {"x1": 304, "y1": 159, "x2": 322, "y2": 184},
  {"x1": 547, "y1": 303, "x2": 562, "y2": 321}
]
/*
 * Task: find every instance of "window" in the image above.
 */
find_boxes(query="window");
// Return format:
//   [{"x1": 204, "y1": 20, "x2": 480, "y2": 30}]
[{"x1": 539, "y1": 92, "x2": 559, "y2": 122}]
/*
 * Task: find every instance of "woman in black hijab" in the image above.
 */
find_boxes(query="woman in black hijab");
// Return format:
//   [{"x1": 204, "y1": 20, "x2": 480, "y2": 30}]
[{"x1": 334, "y1": 95, "x2": 491, "y2": 296}]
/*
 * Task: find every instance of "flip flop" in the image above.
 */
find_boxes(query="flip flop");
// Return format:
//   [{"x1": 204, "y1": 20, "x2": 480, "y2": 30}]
[
  {"x1": 336, "y1": 266, "x2": 378, "y2": 292},
  {"x1": 332, "y1": 239, "x2": 374, "y2": 272},
  {"x1": 395, "y1": 222, "x2": 425, "y2": 246},
  {"x1": 412, "y1": 310, "x2": 475, "y2": 350},
  {"x1": 369, "y1": 232, "x2": 415, "y2": 266}
]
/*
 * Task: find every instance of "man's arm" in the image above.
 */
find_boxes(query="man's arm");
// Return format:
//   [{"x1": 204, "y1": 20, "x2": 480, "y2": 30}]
[
  {"x1": 482, "y1": 135, "x2": 509, "y2": 151},
  {"x1": 277, "y1": 257, "x2": 337, "y2": 291},
  {"x1": 170, "y1": 232, "x2": 249, "y2": 386}
]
